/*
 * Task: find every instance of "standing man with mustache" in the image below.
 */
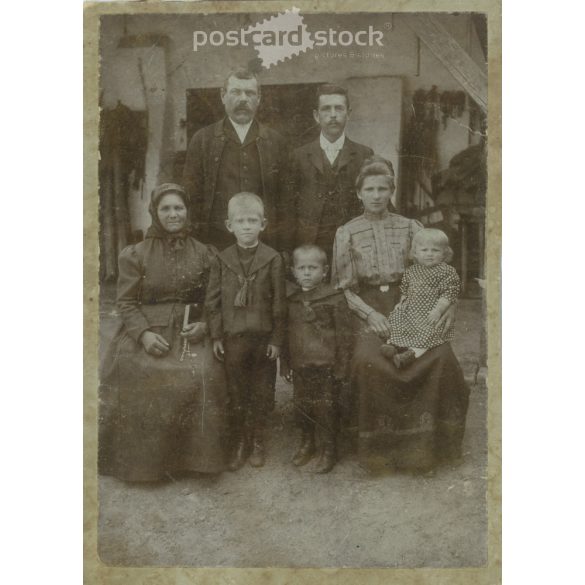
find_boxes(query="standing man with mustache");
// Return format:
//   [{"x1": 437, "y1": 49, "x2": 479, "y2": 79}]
[
  {"x1": 286, "y1": 84, "x2": 375, "y2": 262},
  {"x1": 183, "y1": 68, "x2": 288, "y2": 251}
]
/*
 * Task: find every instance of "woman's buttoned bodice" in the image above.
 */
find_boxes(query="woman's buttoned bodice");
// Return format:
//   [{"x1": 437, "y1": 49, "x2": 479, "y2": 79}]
[
  {"x1": 331, "y1": 211, "x2": 423, "y2": 319},
  {"x1": 116, "y1": 237, "x2": 213, "y2": 341},
  {"x1": 140, "y1": 238, "x2": 210, "y2": 305}
]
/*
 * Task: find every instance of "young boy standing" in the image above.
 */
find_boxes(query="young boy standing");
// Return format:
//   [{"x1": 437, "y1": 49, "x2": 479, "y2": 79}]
[
  {"x1": 205, "y1": 193, "x2": 286, "y2": 471},
  {"x1": 281, "y1": 245, "x2": 353, "y2": 473}
]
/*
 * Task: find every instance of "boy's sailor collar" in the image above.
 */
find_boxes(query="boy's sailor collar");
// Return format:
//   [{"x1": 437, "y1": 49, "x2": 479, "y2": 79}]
[
  {"x1": 288, "y1": 282, "x2": 342, "y2": 302},
  {"x1": 218, "y1": 241, "x2": 278, "y2": 277}
]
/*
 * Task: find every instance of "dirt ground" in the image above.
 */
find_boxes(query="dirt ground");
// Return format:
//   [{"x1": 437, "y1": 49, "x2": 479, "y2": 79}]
[{"x1": 97, "y1": 295, "x2": 487, "y2": 568}]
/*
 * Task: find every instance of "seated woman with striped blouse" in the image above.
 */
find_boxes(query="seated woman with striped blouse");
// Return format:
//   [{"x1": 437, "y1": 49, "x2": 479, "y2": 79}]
[{"x1": 331, "y1": 156, "x2": 469, "y2": 473}]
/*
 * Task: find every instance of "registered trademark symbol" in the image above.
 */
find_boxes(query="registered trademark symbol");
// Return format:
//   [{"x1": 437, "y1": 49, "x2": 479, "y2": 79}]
[{"x1": 384, "y1": 22, "x2": 393, "y2": 30}]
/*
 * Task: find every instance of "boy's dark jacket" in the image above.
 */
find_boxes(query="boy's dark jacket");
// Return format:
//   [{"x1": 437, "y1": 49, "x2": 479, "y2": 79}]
[
  {"x1": 205, "y1": 242, "x2": 286, "y2": 346},
  {"x1": 283, "y1": 282, "x2": 353, "y2": 380}
]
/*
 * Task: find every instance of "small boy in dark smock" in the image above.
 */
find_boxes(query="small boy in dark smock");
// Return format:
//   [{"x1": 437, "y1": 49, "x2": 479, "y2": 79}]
[
  {"x1": 205, "y1": 193, "x2": 286, "y2": 471},
  {"x1": 281, "y1": 245, "x2": 353, "y2": 473}
]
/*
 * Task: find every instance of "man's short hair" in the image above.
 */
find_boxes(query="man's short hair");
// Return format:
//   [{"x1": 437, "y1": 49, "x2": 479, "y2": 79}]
[
  {"x1": 223, "y1": 68, "x2": 260, "y2": 92},
  {"x1": 227, "y1": 192, "x2": 265, "y2": 220},
  {"x1": 292, "y1": 244, "x2": 328, "y2": 267},
  {"x1": 315, "y1": 84, "x2": 350, "y2": 110}
]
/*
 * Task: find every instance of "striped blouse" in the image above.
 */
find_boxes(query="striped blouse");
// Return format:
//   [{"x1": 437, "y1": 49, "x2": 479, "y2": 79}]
[{"x1": 331, "y1": 211, "x2": 423, "y2": 320}]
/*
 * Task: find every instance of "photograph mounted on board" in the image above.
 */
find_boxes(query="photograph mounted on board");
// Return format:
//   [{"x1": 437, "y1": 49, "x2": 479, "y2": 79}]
[{"x1": 91, "y1": 4, "x2": 494, "y2": 570}]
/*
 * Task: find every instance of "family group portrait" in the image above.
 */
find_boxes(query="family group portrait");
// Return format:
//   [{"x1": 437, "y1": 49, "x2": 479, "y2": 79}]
[{"x1": 92, "y1": 6, "x2": 492, "y2": 570}]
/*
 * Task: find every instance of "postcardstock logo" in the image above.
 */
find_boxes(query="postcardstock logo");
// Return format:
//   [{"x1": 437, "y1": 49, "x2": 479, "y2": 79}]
[
  {"x1": 193, "y1": 7, "x2": 385, "y2": 69},
  {"x1": 246, "y1": 7, "x2": 313, "y2": 68}
]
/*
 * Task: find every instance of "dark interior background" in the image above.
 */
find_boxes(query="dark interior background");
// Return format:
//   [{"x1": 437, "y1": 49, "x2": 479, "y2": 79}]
[{"x1": 172, "y1": 83, "x2": 323, "y2": 181}]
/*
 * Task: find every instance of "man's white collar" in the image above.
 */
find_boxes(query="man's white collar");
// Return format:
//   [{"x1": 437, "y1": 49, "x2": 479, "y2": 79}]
[
  {"x1": 229, "y1": 118, "x2": 253, "y2": 143},
  {"x1": 320, "y1": 133, "x2": 346, "y2": 164},
  {"x1": 320, "y1": 132, "x2": 346, "y2": 151}
]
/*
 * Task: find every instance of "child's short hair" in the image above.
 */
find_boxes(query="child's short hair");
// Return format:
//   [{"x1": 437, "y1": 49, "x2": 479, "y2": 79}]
[
  {"x1": 410, "y1": 228, "x2": 454, "y2": 263},
  {"x1": 227, "y1": 192, "x2": 265, "y2": 220},
  {"x1": 292, "y1": 244, "x2": 328, "y2": 267}
]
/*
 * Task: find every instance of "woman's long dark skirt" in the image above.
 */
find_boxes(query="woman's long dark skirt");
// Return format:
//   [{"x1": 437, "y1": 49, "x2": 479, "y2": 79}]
[
  {"x1": 99, "y1": 316, "x2": 228, "y2": 481},
  {"x1": 351, "y1": 286, "x2": 470, "y2": 472}
]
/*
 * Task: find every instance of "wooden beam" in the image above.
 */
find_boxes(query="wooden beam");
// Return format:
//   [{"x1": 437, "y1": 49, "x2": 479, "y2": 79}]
[{"x1": 406, "y1": 14, "x2": 487, "y2": 112}]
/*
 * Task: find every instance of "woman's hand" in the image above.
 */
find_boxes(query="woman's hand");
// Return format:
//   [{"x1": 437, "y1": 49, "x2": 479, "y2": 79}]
[
  {"x1": 426, "y1": 308, "x2": 443, "y2": 326},
  {"x1": 213, "y1": 340, "x2": 225, "y2": 362},
  {"x1": 140, "y1": 331, "x2": 170, "y2": 357},
  {"x1": 266, "y1": 344, "x2": 280, "y2": 360},
  {"x1": 367, "y1": 311, "x2": 392, "y2": 338},
  {"x1": 436, "y1": 304, "x2": 457, "y2": 333},
  {"x1": 180, "y1": 321, "x2": 207, "y2": 344}
]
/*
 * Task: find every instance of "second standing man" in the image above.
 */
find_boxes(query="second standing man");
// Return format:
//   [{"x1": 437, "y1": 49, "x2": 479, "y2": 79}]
[{"x1": 286, "y1": 84, "x2": 375, "y2": 262}]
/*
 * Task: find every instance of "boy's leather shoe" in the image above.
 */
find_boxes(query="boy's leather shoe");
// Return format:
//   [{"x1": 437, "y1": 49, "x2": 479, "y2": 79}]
[
  {"x1": 228, "y1": 439, "x2": 249, "y2": 471},
  {"x1": 292, "y1": 433, "x2": 316, "y2": 467},
  {"x1": 315, "y1": 443, "x2": 336, "y2": 474},
  {"x1": 249, "y1": 436, "x2": 265, "y2": 468}
]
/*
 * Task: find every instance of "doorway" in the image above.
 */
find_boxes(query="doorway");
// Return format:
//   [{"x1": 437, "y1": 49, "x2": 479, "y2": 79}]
[{"x1": 172, "y1": 82, "x2": 324, "y2": 180}]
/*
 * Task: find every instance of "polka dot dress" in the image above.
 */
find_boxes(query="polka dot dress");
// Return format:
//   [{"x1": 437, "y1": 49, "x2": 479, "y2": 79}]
[{"x1": 387, "y1": 262, "x2": 461, "y2": 349}]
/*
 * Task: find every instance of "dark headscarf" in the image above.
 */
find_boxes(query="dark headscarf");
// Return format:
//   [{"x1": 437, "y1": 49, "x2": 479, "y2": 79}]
[{"x1": 146, "y1": 183, "x2": 191, "y2": 249}]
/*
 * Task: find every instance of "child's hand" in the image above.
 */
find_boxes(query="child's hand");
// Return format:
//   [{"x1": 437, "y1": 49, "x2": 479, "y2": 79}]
[
  {"x1": 436, "y1": 304, "x2": 457, "y2": 332},
  {"x1": 280, "y1": 365, "x2": 293, "y2": 383},
  {"x1": 212, "y1": 339, "x2": 225, "y2": 361},
  {"x1": 266, "y1": 344, "x2": 280, "y2": 360},
  {"x1": 426, "y1": 308, "x2": 443, "y2": 326}
]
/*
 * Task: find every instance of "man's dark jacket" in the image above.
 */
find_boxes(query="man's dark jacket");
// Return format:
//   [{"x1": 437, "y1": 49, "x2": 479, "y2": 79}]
[
  {"x1": 285, "y1": 137, "x2": 374, "y2": 252},
  {"x1": 182, "y1": 118, "x2": 288, "y2": 250}
]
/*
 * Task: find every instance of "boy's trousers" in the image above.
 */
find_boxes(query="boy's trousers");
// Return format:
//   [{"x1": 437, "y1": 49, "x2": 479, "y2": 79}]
[
  {"x1": 293, "y1": 366, "x2": 338, "y2": 439},
  {"x1": 223, "y1": 332, "x2": 276, "y2": 440}
]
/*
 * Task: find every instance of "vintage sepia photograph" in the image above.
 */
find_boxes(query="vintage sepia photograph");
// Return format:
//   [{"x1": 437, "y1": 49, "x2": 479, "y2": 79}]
[{"x1": 87, "y1": 1, "x2": 498, "y2": 576}]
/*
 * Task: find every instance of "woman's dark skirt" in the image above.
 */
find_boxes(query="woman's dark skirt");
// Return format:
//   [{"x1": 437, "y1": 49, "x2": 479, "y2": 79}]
[
  {"x1": 99, "y1": 315, "x2": 228, "y2": 482},
  {"x1": 350, "y1": 286, "x2": 470, "y2": 472}
]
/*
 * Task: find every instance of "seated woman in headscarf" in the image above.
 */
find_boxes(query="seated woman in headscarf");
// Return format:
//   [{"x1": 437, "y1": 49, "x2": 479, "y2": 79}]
[
  {"x1": 99, "y1": 183, "x2": 228, "y2": 481},
  {"x1": 331, "y1": 157, "x2": 469, "y2": 473}
]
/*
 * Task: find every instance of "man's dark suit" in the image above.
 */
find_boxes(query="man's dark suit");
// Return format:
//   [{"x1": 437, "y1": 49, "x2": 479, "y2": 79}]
[
  {"x1": 286, "y1": 137, "x2": 374, "y2": 257},
  {"x1": 183, "y1": 118, "x2": 288, "y2": 250}
]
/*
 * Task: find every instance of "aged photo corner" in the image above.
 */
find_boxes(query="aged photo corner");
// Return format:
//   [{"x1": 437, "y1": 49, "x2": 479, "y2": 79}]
[{"x1": 85, "y1": 2, "x2": 499, "y2": 577}]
